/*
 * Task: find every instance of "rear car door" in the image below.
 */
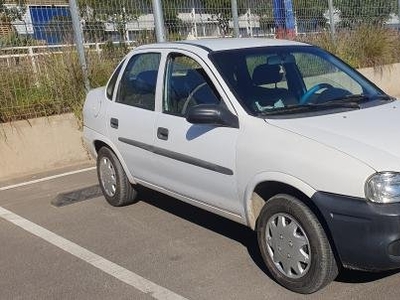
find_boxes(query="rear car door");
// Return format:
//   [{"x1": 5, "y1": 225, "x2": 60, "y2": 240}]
[
  {"x1": 106, "y1": 51, "x2": 161, "y2": 182},
  {"x1": 153, "y1": 51, "x2": 241, "y2": 215}
]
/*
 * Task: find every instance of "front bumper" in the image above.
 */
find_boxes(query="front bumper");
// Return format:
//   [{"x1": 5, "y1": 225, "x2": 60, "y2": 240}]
[{"x1": 312, "y1": 192, "x2": 400, "y2": 271}]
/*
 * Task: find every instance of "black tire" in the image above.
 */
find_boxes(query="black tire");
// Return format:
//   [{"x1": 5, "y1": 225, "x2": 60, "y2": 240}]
[
  {"x1": 97, "y1": 147, "x2": 137, "y2": 207},
  {"x1": 256, "y1": 194, "x2": 338, "y2": 294}
]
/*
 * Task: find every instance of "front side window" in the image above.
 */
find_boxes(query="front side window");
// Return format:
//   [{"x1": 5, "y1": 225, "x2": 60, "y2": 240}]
[
  {"x1": 117, "y1": 53, "x2": 161, "y2": 110},
  {"x1": 211, "y1": 46, "x2": 388, "y2": 117},
  {"x1": 163, "y1": 53, "x2": 221, "y2": 116}
]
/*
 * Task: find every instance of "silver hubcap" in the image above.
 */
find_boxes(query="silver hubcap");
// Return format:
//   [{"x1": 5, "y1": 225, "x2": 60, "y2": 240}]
[
  {"x1": 99, "y1": 157, "x2": 117, "y2": 197},
  {"x1": 265, "y1": 213, "x2": 311, "y2": 279}
]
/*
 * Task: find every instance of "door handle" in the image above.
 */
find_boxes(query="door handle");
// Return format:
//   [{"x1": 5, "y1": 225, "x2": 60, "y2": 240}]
[
  {"x1": 157, "y1": 127, "x2": 169, "y2": 140},
  {"x1": 110, "y1": 118, "x2": 119, "y2": 129}
]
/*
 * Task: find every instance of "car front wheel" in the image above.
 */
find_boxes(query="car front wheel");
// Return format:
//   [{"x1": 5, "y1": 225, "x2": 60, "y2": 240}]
[
  {"x1": 97, "y1": 147, "x2": 137, "y2": 207},
  {"x1": 257, "y1": 194, "x2": 338, "y2": 294}
]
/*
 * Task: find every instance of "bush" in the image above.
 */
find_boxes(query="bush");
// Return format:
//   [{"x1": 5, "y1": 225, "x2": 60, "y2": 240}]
[
  {"x1": 0, "y1": 53, "x2": 83, "y2": 122},
  {"x1": 298, "y1": 25, "x2": 400, "y2": 69},
  {"x1": 0, "y1": 33, "x2": 40, "y2": 47},
  {"x1": 0, "y1": 43, "x2": 131, "y2": 123}
]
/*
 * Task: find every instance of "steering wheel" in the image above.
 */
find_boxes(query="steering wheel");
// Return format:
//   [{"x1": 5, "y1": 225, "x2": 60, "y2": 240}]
[
  {"x1": 299, "y1": 83, "x2": 333, "y2": 105},
  {"x1": 181, "y1": 82, "x2": 208, "y2": 115}
]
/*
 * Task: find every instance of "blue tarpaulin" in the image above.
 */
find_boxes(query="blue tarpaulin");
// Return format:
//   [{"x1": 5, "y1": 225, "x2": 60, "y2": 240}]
[
  {"x1": 30, "y1": 6, "x2": 71, "y2": 44},
  {"x1": 273, "y1": 0, "x2": 295, "y2": 32}
]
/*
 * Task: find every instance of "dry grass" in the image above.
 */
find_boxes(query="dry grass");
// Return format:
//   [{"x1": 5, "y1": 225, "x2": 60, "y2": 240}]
[
  {"x1": 298, "y1": 25, "x2": 400, "y2": 69},
  {"x1": 0, "y1": 45, "x2": 127, "y2": 123}
]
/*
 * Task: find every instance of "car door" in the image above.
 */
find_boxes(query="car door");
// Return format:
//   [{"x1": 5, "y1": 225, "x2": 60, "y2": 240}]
[
  {"x1": 106, "y1": 51, "x2": 161, "y2": 183},
  {"x1": 153, "y1": 51, "x2": 241, "y2": 214}
]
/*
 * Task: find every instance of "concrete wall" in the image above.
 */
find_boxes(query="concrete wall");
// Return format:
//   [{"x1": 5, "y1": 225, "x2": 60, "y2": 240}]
[
  {"x1": 0, "y1": 113, "x2": 91, "y2": 182},
  {"x1": 1, "y1": 64, "x2": 399, "y2": 182},
  {"x1": 359, "y1": 63, "x2": 400, "y2": 97}
]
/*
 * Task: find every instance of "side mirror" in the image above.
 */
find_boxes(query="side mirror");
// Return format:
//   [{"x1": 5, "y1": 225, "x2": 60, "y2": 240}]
[{"x1": 186, "y1": 104, "x2": 239, "y2": 129}]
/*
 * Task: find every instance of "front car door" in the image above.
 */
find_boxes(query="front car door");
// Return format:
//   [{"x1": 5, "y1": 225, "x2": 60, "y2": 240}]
[
  {"x1": 153, "y1": 51, "x2": 241, "y2": 216},
  {"x1": 106, "y1": 51, "x2": 161, "y2": 182}
]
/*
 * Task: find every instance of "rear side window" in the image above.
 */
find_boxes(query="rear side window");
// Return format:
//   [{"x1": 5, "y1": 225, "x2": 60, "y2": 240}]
[
  {"x1": 106, "y1": 60, "x2": 125, "y2": 100},
  {"x1": 117, "y1": 53, "x2": 161, "y2": 110}
]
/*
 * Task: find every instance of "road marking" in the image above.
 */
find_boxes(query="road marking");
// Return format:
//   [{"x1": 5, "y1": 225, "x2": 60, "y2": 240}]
[
  {"x1": 0, "y1": 167, "x2": 96, "y2": 191},
  {"x1": 0, "y1": 206, "x2": 188, "y2": 300}
]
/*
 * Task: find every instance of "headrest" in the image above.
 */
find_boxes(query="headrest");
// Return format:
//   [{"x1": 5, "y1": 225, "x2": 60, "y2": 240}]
[{"x1": 252, "y1": 64, "x2": 283, "y2": 85}]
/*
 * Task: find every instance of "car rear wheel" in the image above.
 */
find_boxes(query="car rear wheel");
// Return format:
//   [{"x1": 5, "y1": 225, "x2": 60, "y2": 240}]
[
  {"x1": 256, "y1": 194, "x2": 338, "y2": 294},
  {"x1": 97, "y1": 147, "x2": 137, "y2": 207}
]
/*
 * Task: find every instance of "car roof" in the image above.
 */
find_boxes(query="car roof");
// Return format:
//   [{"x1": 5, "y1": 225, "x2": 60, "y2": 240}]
[{"x1": 136, "y1": 38, "x2": 310, "y2": 53}]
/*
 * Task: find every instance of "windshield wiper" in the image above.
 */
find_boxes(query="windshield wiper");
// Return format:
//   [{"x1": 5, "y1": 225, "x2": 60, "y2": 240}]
[
  {"x1": 260, "y1": 101, "x2": 361, "y2": 116},
  {"x1": 260, "y1": 94, "x2": 394, "y2": 116},
  {"x1": 307, "y1": 101, "x2": 361, "y2": 109},
  {"x1": 328, "y1": 93, "x2": 393, "y2": 104}
]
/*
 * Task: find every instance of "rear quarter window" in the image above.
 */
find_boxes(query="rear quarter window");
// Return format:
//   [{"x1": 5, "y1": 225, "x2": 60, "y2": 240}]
[{"x1": 106, "y1": 60, "x2": 125, "y2": 100}]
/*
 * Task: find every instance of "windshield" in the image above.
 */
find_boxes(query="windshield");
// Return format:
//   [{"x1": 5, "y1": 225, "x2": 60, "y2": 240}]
[{"x1": 210, "y1": 46, "x2": 391, "y2": 117}]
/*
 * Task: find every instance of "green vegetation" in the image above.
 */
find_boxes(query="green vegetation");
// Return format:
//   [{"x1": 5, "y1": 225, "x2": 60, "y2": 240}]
[
  {"x1": 2, "y1": 24, "x2": 400, "y2": 123},
  {"x1": 335, "y1": 0, "x2": 397, "y2": 25},
  {"x1": 292, "y1": 0, "x2": 398, "y2": 26},
  {"x1": 0, "y1": 44, "x2": 127, "y2": 123},
  {"x1": 0, "y1": 33, "x2": 40, "y2": 47},
  {"x1": 78, "y1": 0, "x2": 184, "y2": 41},
  {"x1": 0, "y1": 0, "x2": 26, "y2": 22}
]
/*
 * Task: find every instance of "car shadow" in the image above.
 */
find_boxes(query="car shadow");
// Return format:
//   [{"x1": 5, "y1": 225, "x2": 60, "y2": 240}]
[
  {"x1": 135, "y1": 186, "x2": 400, "y2": 285},
  {"x1": 136, "y1": 186, "x2": 274, "y2": 279},
  {"x1": 336, "y1": 268, "x2": 399, "y2": 283}
]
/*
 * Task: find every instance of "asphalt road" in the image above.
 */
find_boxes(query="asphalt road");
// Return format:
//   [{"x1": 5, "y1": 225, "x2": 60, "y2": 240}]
[{"x1": 1, "y1": 166, "x2": 400, "y2": 300}]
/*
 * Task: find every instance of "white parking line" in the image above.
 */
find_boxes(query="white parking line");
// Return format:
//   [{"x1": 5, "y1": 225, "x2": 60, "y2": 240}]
[
  {"x1": 0, "y1": 167, "x2": 96, "y2": 191},
  {"x1": 0, "y1": 206, "x2": 188, "y2": 300}
]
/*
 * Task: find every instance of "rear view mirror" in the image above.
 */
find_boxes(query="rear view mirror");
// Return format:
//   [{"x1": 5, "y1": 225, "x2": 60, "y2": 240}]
[{"x1": 267, "y1": 54, "x2": 295, "y2": 65}]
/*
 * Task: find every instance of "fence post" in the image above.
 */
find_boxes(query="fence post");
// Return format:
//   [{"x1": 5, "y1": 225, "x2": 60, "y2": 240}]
[
  {"x1": 69, "y1": 0, "x2": 90, "y2": 92},
  {"x1": 231, "y1": 0, "x2": 240, "y2": 38},
  {"x1": 152, "y1": 0, "x2": 166, "y2": 42},
  {"x1": 327, "y1": 0, "x2": 336, "y2": 40},
  {"x1": 28, "y1": 46, "x2": 39, "y2": 86},
  {"x1": 28, "y1": 47, "x2": 38, "y2": 75}
]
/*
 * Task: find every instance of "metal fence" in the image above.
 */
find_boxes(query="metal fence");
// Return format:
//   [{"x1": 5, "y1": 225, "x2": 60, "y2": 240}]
[{"x1": 1, "y1": 0, "x2": 400, "y2": 122}]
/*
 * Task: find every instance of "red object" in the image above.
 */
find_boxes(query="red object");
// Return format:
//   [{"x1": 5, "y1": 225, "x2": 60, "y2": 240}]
[{"x1": 276, "y1": 28, "x2": 296, "y2": 39}]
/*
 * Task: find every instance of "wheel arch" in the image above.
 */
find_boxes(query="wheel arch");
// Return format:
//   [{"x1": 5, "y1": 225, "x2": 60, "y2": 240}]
[
  {"x1": 244, "y1": 172, "x2": 315, "y2": 229},
  {"x1": 244, "y1": 173, "x2": 341, "y2": 266},
  {"x1": 93, "y1": 139, "x2": 137, "y2": 184}
]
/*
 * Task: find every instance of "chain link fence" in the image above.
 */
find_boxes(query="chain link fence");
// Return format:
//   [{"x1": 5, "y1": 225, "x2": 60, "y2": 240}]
[{"x1": 1, "y1": 0, "x2": 400, "y2": 122}]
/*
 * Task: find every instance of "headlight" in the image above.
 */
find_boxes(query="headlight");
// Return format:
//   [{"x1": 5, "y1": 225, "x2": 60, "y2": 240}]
[{"x1": 365, "y1": 172, "x2": 400, "y2": 203}]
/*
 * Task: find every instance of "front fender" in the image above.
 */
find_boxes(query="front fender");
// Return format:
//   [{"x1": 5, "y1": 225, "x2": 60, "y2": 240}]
[{"x1": 243, "y1": 172, "x2": 316, "y2": 229}]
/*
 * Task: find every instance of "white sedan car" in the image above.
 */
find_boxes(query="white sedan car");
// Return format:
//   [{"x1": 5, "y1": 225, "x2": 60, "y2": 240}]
[{"x1": 83, "y1": 38, "x2": 400, "y2": 294}]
